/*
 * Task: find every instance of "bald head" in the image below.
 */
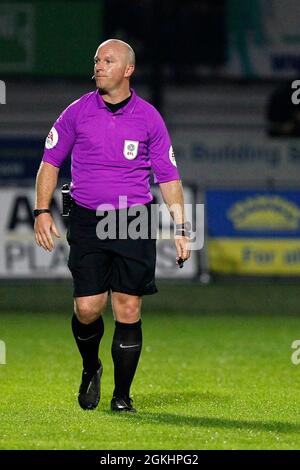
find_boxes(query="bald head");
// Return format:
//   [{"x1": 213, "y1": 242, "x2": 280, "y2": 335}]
[
  {"x1": 97, "y1": 39, "x2": 135, "y2": 66},
  {"x1": 93, "y1": 39, "x2": 135, "y2": 100}
]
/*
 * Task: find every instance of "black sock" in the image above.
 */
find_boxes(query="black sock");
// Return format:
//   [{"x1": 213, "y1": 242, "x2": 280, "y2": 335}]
[
  {"x1": 71, "y1": 313, "x2": 104, "y2": 374},
  {"x1": 111, "y1": 320, "x2": 142, "y2": 399}
]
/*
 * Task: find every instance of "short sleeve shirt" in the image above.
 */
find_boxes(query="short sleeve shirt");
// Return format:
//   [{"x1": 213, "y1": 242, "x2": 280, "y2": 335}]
[{"x1": 42, "y1": 89, "x2": 180, "y2": 210}]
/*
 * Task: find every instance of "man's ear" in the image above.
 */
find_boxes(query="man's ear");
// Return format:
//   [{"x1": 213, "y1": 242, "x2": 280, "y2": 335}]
[{"x1": 124, "y1": 64, "x2": 135, "y2": 78}]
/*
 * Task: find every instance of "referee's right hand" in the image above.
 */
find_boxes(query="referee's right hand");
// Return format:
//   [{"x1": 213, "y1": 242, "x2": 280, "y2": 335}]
[{"x1": 34, "y1": 213, "x2": 61, "y2": 252}]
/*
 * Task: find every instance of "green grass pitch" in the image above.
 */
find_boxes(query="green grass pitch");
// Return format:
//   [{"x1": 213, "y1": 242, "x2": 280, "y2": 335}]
[{"x1": 1, "y1": 280, "x2": 300, "y2": 450}]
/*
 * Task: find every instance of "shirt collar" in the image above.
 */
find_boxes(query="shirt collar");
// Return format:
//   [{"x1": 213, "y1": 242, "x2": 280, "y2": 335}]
[{"x1": 96, "y1": 88, "x2": 137, "y2": 114}]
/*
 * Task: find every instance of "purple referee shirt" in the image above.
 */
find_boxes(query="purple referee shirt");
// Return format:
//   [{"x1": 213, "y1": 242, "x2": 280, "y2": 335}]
[{"x1": 42, "y1": 89, "x2": 180, "y2": 210}]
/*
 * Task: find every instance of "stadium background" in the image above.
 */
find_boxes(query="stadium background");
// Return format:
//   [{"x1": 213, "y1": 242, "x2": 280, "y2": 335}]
[{"x1": 1, "y1": 0, "x2": 300, "y2": 451}]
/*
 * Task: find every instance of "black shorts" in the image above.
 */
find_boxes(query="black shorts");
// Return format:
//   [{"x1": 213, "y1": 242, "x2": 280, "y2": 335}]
[{"x1": 66, "y1": 201, "x2": 158, "y2": 298}]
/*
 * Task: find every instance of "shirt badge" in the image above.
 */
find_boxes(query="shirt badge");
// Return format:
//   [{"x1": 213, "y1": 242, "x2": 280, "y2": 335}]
[
  {"x1": 45, "y1": 127, "x2": 58, "y2": 149},
  {"x1": 123, "y1": 140, "x2": 139, "y2": 160}
]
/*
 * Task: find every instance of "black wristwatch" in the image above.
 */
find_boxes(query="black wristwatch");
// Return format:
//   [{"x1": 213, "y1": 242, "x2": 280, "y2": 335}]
[
  {"x1": 175, "y1": 222, "x2": 191, "y2": 237},
  {"x1": 33, "y1": 209, "x2": 51, "y2": 218}
]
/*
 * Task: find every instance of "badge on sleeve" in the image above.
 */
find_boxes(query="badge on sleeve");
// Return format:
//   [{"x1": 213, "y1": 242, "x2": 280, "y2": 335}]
[
  {"x1": 169, "y1": 145, "x2": 177, "y2": 167},
  {"x1": 123, "y1": 140, "x2": 139, "y2": 160},
  {"x1": 45, "y1": 127, "x2": 58, "y2": 149}
]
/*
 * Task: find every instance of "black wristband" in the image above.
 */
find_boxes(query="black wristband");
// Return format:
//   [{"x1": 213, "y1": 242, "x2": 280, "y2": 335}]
[
  {"x1": 175, "y1": 222, "x2": 191, "y2": 237},
  {"x1": 33, "y1": 209, "x2": 51, "y2": 218},
  {"x1": 176, "y1": 222, "x2": 191, "y2": 231}
]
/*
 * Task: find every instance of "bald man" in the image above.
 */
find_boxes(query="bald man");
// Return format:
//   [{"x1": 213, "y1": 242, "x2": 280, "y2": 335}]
[{"x1": 34, "y1": 39, "x2": 190, "y2": 413}]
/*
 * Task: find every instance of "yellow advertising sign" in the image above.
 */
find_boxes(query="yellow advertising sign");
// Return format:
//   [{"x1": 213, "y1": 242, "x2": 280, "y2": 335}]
[
  {"x1": 209, "y1": 239, "x2": 300, "y2": 275},
  {"x1": 227, "y1": 196, "x2": 300, "y2": 231}
]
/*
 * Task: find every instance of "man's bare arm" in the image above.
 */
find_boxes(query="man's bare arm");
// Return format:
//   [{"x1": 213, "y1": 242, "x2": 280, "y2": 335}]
[
  {"x1": 159, "y1": 180, "x2": 185, "y2": 224},
  {"x1": 159, "y1": 179, "x2": 190, "y2": 262},
  {"x1": 34, "y1": 162, "x2": 61, "y2": 252},
  {"x1": 35, "y1": 161, "x2": 59, "y2": 209}
]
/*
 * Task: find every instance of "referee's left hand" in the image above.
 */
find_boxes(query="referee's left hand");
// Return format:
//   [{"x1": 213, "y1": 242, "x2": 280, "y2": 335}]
[{"x1": 174, "y1": 235, "x2": 191, "y2": 264}]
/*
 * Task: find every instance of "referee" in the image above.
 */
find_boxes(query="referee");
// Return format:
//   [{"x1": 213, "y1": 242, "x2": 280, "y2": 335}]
[{"x1": 34, "y1": 39, "x2": 190, "y2": 413}]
